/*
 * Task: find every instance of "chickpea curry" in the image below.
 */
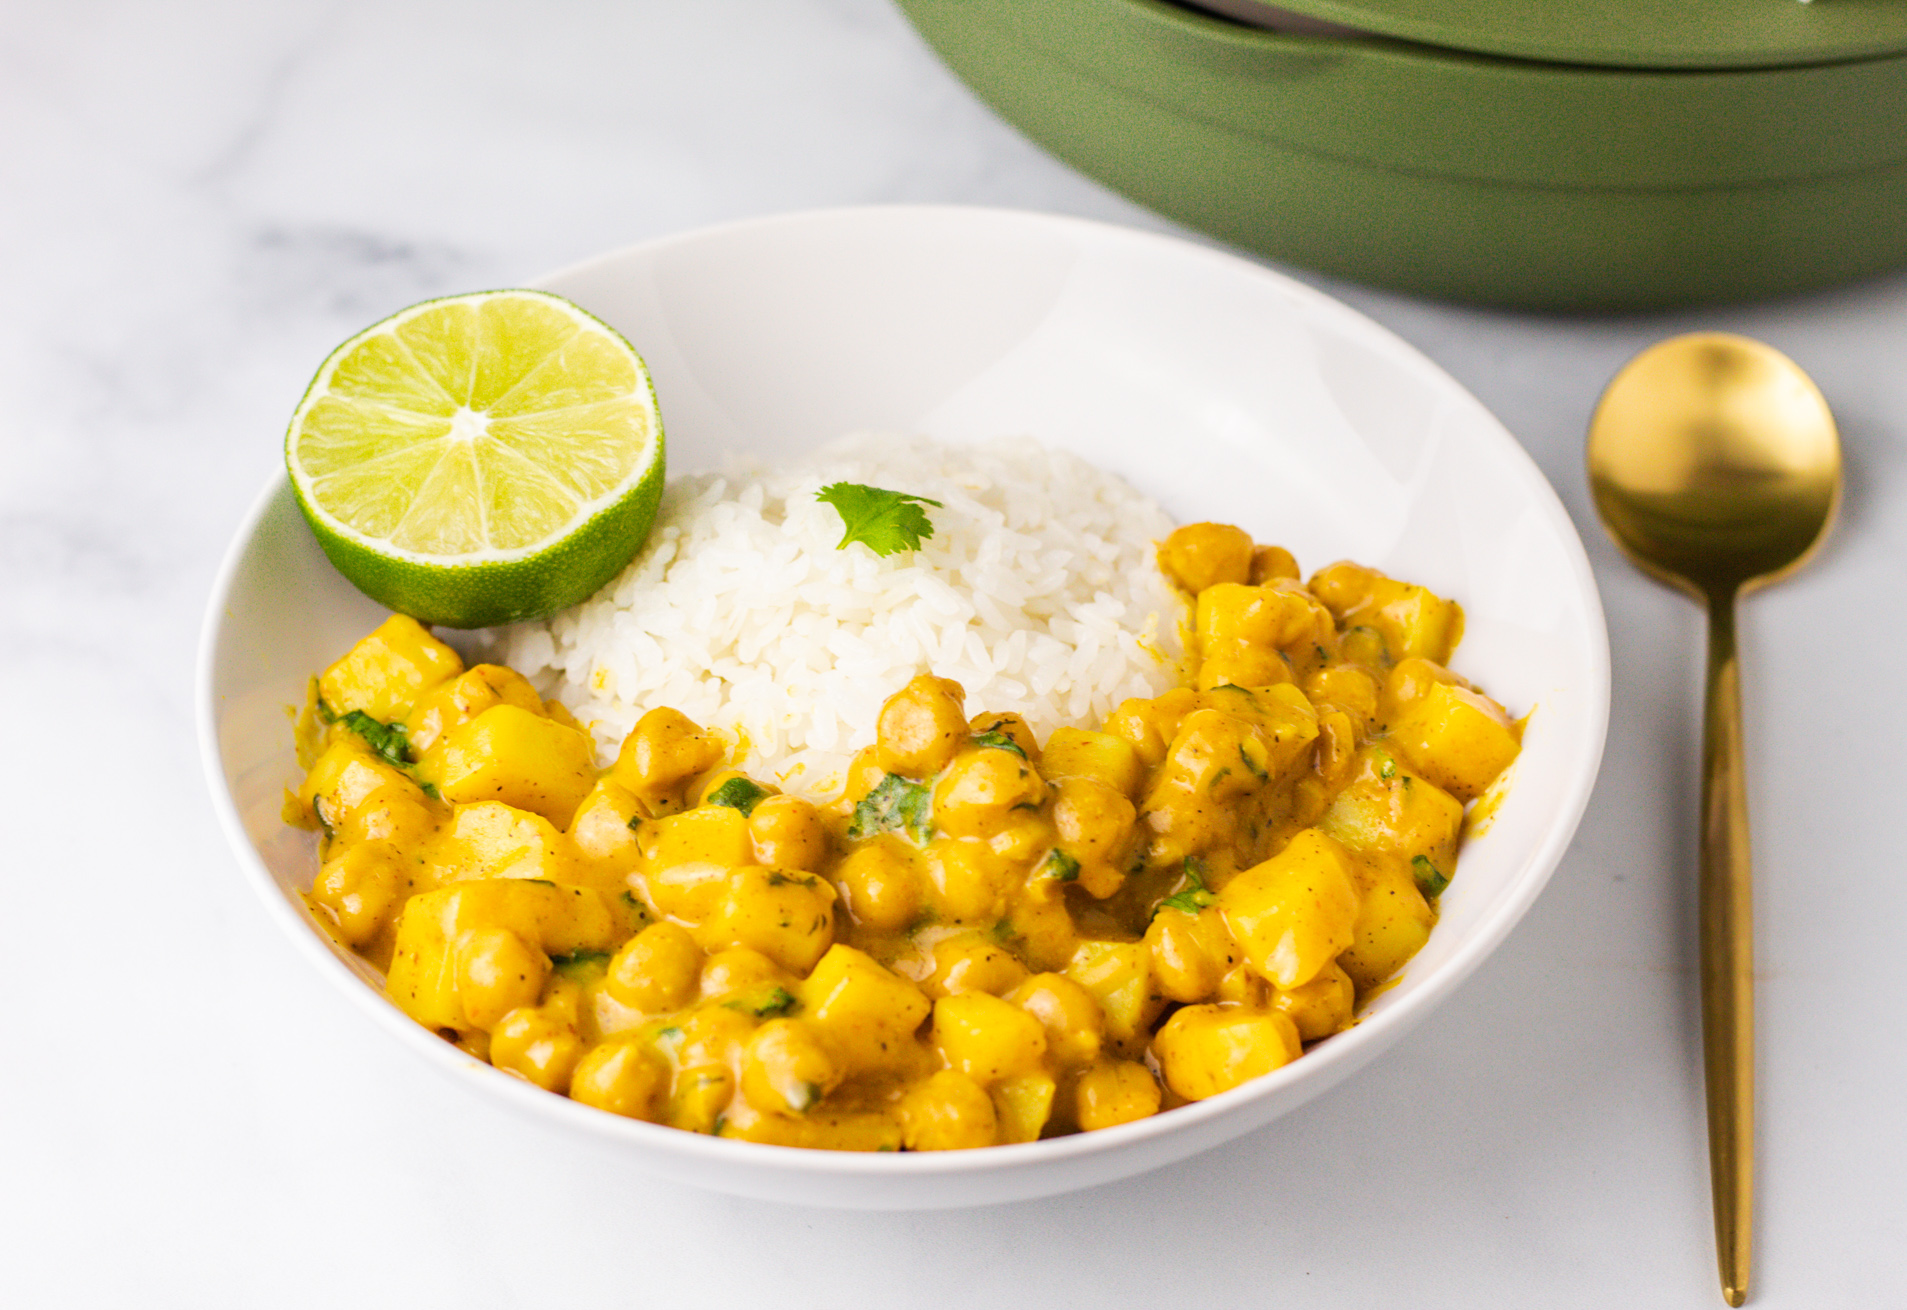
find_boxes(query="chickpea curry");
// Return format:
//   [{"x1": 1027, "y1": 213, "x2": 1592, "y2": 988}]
[{"x1": 288, "y1": 520, "x2": 1522, "y2": 1150}]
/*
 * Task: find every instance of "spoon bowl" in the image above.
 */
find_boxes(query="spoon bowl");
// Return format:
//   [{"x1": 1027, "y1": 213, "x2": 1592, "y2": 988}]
[
  {"x1": 1589, "y1": 334, "x2": 1840, "y2": 596},
  {"x1": 1588, "y1": 332, "x2": 1840, "y2": 1307}
]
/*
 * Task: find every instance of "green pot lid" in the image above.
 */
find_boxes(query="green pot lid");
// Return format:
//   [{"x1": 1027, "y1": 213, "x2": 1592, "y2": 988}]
[{"x1": 1217, "y1": 0, "x2": 1907, "y2": 69}]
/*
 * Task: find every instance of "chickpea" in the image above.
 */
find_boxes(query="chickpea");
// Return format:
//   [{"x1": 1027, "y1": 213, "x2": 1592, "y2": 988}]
[
  {"x1": 925, "y1": 933, "x2": 1031, "y2": 999},
  {"x1": 605, "y1": 922, "x2": 703, "y2": 1013},
  {"x1": 1304, "y1": 665, "x2": 1380, "y2": 733},
  {"x1": 748, "y1": 794, "x2": 828, "y2": 871},
  {"x1": 1159, "y1": 522, "x2": 1254, "y2": 594},
  {"x1": 311, "y1": 843, "x2": 407, "y2": 947},
  {"x1": 670, "y1": 1063, "x2": 735, "y2": 1135},
  {"x1": 1249, "y1": 544, "x2": 1300, "y2": 585},
  {"x1": 453, "y1": 926, "x2": 549, "y2": 1031},
  {"x1": 1274, "y1": 960, "x2": 1355, "y2": 1042},
  {"x1": 709, "y1": 866, "x2": 836, "y2": 975},
  {"x1": 1314, "y1": 710, "x2": 1360, "y2": 789},
  {"x1": 924, "y1": 837, "x2": 1017, "y2": 925},
  {"x1": 610, "y1": 707, "x2": 725, "y2": 814},
  {"x1": 489, "y1": 1005, "x2": 584, "y2": 1093},
  {"x1": 1144, "y1": 906, "x2": 1237, "y2": 1004},
  {"x1": 842, "y1": 744, "x2": 885, "y2": 804},
  {"x1": 570, "y1": 1040, "x2": 667, "y2": 1121},
  {"x1": 899, "y1": 1070, "x2": 998, "y2": 1151},
  {"x1": 833, "y1": 838, "x2": 923, "y2": 932},
  {"x1": 1075, "y1": 1059, "x2": 1163, "y2": 1131},
  {"x1": 741, "y1": 1019, "x2": 841, "y2": 1115},
  {"x1": 1007, "y1": 973, "x2": 1104, "y2": 1067},
  {"x1": 698, "y1": 947, "x2": 790, "y2": 1002},
  {"x1": 932, "y1": 747, "x2": 1047, "y2": 840},
  {"x1": 875, "y1": 674, "x2": 969, "y2": 778}
]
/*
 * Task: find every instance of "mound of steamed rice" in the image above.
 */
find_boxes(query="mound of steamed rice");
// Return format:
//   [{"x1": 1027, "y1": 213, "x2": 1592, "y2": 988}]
[{"x1": 485, "y1": 434, "x2": 1186, "y2": 795}]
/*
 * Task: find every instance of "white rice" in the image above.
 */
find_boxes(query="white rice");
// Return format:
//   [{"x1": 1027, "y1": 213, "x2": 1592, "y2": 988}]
[{"x1": 483, "y1": 433, "x2": 1187, "y2": 796}]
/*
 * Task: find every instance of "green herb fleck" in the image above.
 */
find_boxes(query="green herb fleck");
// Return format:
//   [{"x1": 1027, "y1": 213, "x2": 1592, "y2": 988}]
[
  {"x1": 1411, "y1": 855, "x2": 1450, "y2": 898},
  {"x1": 1238, "y1": 743, "x2": 1269, "y2": 781},
  {"x1": 706, "y1": 775, "x2": 770, "y2": 816},
  {"x1": 765, "y1": 872, "x2": 818, "y2": 888},
  {"x1": 1379, "y1": 757, "x2": 1397, "y2": 780},
  {"x1": 550, "y1": 949, "x2": 612, "y2": 982},
  {"x1": 711, "y1": 1115, "x2": 727, "y2": 1137},
  {"x1": 1158, "y1": 859, "x2": 1216, "y2": 917},
  {"x1": 311, "y1": 796, "x2": 334, "y2": 842},
  {"x1": 314, "y1": 695, "x2": 340, "y2": 725},
  {"x1": 1042, "y1": 848, "x2": 1081, "y2": 883},
  {"x1": 626, "y1": 813, "x2": 644, "y2": 833},
  {"x1": 849, "y1": 773, "x2": 934, "y2": 843},
  {"x1": 1207, "y1": 766, "x2": 1233, "y2": 793},
  {"x1": 815, "y1": 482, "x2": 943, "y2": 556},
  {"x1": 418, "y1": 780, "x2": 441, "y2": 801},
  {"x1": 990, "y1": 918, "x2": 1018, "y2": 945}
]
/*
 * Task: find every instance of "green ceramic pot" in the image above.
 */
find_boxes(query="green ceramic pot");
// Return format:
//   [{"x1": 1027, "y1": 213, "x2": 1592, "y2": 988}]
[{"x1": 895, "y1": 0, "x2": 1907, "y2": 308}]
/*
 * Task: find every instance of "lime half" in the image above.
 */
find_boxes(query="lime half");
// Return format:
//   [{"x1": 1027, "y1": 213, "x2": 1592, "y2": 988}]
[{"x1": 286, "y1": 289, "x2": 665, "y2": 628}]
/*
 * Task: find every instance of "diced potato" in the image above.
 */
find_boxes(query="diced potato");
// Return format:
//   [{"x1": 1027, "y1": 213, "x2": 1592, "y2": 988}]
[
  {"x1": 1316, "y1": 744, "x2": 1463, "y2": 875},
  {"x1": 297, "y1": 739, "x2": 427, "y2": 833},
  {"x1": 1389, "y1": 680, "x2": 1521, "y2": 803},
  {"x1": 640, "y1": 804, "x2": 754, "y2": 871},
  {"x1": 387, "y1": 879, "x2": 627, "y2": 1031},
  {"x1": 1064, "y1": 939, "x2": 1160, "y2": 1057},
  {"x1": 1152, "y1": 1004, "x2": 1300, "y2": 1100},
  {"x1": 705, "y1": 867, "x2": 836, "y2": 974},
  {"x1": 403, "y1": 663, "x2": 544, "y2": 753},
  {"x1": 801, "y1": 945, "x2": 932, "y2": 1075},
  {"x1": 1041, "y1": 728, "x2": 1144, "y2": 798},
  {"x1": 453, "y1": 926, "x2": 549, "y2": 1030},
  {"x1": 1308, "y1": 562, "x2": 1464, "y2": 665},
  {"x1": 1219, "y1": 828, "x2": 1361, "y2": 989},
  {"x1": 318, "y1": 614, "x2": 464, "y2": 722},
  {"x1": 1337, "y1": 850, "x2": 1435, "y2": 994},
  {"x1": 419, "y1": 704, "x2": 597, "y2": 829},
  {"x1": 426, "y1": 800, "x2": 582, "y2": 886},
  {"x1": 991, "y1": 1072, "x2": 1058, "y2": 1144}
]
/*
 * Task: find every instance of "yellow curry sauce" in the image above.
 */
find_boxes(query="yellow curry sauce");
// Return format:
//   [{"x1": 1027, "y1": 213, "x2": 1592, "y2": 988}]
[{"x1": 287, "y1": 521, "x2": 1522, "y2": 1149}]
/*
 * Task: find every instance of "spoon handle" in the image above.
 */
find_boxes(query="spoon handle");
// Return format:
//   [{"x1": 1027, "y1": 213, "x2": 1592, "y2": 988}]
[{"x1": 1701, "y1": 594, "x2": 1754, "y2": 1307}]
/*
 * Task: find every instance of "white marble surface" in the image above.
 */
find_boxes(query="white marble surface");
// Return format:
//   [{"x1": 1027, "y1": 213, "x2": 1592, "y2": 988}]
[{"x1": 3, "y1": 2, "x2": 1902, "y2": 1305}]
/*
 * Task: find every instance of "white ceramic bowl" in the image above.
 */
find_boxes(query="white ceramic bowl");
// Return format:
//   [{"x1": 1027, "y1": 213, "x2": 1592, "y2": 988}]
[{"x1": 200, "y1": 205, "x2": 1608, "y2": 1209}]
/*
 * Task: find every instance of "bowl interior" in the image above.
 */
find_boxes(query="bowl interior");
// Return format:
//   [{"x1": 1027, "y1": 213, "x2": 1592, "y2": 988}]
[{"x1": 203, "y1": 206, "x2": 1608, "y2": 1206}]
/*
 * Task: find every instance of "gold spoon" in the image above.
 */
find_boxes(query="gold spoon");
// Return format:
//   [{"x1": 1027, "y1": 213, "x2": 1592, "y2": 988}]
[{"x1": 1587, "y1": 334, "x2": 1840, "y2": 1307}]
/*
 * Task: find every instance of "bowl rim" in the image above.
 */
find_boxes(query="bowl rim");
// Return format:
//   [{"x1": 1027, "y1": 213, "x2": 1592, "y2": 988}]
[{"x1": 198, "y1": 202, "x2": 1611, "y2": 1187}]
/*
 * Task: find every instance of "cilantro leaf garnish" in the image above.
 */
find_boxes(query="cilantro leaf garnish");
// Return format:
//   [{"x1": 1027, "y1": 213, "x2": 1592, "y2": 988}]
[
  {"x1": 849, "y1": 773, "x2": 934, "y2": 843},
  {"x1": 815, "y1": 482, "x2": 943, "y2": 556},
  {"x1": 338, "y1": 709, "x2": 414, "y2": 769},
  {"x1": 971, "y1": 730, "x2": 1027, "y2": 759},
  {"x1": 1411, "y1": 855, "x2": 1450, "y2": 897},
  {"x1": 1157, "y1": 858, "x2": 1216, "y2": 917},
  {"x1": 706, "y1": 775, "x2": 770, "y2": 816}
]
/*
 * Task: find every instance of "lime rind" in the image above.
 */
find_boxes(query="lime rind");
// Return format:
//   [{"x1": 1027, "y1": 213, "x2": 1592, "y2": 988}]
[{"x1": 285, "y1": 289, "x2": 665, "y2": 627}]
